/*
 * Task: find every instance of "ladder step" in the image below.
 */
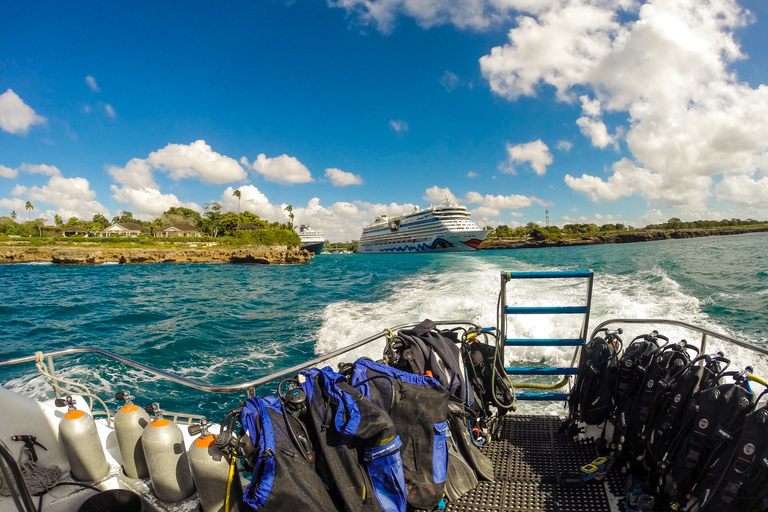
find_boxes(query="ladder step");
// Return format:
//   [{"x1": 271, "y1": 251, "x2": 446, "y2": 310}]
[
  {"x1": 515, "y1": 393, "x2": 569, "y2": 401},
  {"x1": 504, "y1": 270, "x2": 592, "y2": 280},
  {"x1": 506, "y1": 367, "x2": 579, "y2": 375},
  {"x1": 505, "y1": 338, "x2": 585, "y2": 347},
  {"x1": 505, "y1": 306, "x2": 588, "y2": 315}
]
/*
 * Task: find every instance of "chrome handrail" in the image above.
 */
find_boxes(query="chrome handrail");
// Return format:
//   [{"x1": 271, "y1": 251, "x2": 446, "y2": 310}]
[
  {"x1": 589, "y1": 318, "x2": 768, "y2": 358},
  {"x1": 0, "y1": 320, "x2": 480, "y2": 396}
]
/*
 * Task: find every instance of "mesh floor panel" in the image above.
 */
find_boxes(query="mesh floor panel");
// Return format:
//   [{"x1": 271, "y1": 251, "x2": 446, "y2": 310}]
[{"x1": 444, "y1": 415, "x2": 622, "y2": 512}]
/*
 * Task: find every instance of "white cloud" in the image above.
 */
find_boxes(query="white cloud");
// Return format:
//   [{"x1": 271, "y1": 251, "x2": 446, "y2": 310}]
[
  {"x1": 0, "y1": 165, "x2": 18, "y2": 179},
  {"x1": 580, "y1": 95, "x2": 602, "y2": 117},
  {"x1": 17, "y1": 172, "x2": 110, "y2": 221},
  {"x1": 245, "y1": 153, "x2": 313, "y2": 184},
  {"x1": 110, "y1": 185, "x2": 199, "y2": 220},
  {"x1": 104, "y1": 104, "x2": 116, "y2": 119},
  {"x1": 478, "y1": 0, "x2": 768, "y2": 215},
  {"x1": 20, "y1": 163, "x2": 62, "y2": 176},
  {"x1": 564, "y1": 157, "x2": 714, "y2": 210},
  {"x1": 108, "y1": 141, "x2": 246, "y2": 218},
  {"x1": 424, "y1": 186, "x2": 458, "y2": 204},
  {"x1": 467, "y1": 171, "x2": 479, "y2": 177},
  {"x1": 221, "y1": 185, "x2": 285, "y2": 219},
  {"x1": 576, "y1": 94, "x2": 617, "y2": 149},
  {"x1": 556, "y1": 140, "x2": 573, "y2": 151},
  {"x1": 440, "y1": 70, "x2": 460, "y2": 91},
  {"x1": 465, "y1": 190, "x2": 537, "y2": 210},
  {"x1": 716, "y1": 175, "x2": 768, "y2": 207},
  {"x1": 389, "y1": 119, "x2": 409, "y2": 132},
  {"x1": 107, "y1": 158, "x2": 158, "y2": 190},
  {"x1": 576, "y1": 116, "x2": 615, "y2": 149},
  {"x1": 85, "y1": 76, "x2": 100, "y2": 93},
  {"x1": 325, "y1": 168, "x2": 363, "y2": 186},
  {"x1": 147, "y1": 140, "x2": 247, "y2": 184},
  {"x1": 561, "y1": 212, "x2": 629, "y2": 227},
  {"x1": 504, "y1": 139, "x2": 553, "y2": 175},
  {"x1": 0, "y1": 89, "x2": 47, "y2": 135},
  {"x1": 0, "y1": 197, "x2": 27, "y2": 212}
]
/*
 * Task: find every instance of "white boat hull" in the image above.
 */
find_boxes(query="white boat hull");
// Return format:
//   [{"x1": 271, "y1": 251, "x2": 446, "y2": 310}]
[{"x1": 357, "y1": 230, "x2": 489, "y2": 254}]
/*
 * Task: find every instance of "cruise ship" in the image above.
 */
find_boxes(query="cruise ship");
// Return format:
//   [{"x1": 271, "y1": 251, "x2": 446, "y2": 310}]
[
  {"x1": 296, "y1": 224, "x2": 325, "y2": 255},
  {"x1": 357, "y1": 200, "x2": 491, "y2": 253}
]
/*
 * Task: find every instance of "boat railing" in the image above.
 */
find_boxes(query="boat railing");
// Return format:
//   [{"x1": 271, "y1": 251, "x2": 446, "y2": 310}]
[
  {"x1": 588, "y1": 318, "x2": 768, "y2": 358},
  {"x1": 0, "y1": 320, "x2": 480, "y2": 402}
]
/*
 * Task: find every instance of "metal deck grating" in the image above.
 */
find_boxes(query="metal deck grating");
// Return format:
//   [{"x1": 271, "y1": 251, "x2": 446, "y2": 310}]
[{"x1": 445, "y1": 415, "x2": 623, "y2": 512}]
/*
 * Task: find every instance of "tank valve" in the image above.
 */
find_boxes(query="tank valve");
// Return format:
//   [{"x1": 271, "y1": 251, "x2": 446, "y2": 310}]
[
  {"x1": 188, "y1": 418, "x2": 212, "y2": 438},
  {"x1": 54, "y1": 395, "x2": 77, "y2": 411},
  {"x1": 145, "y1": 402, "x2": 164, "y2": 420},
  {"x1": 115, "y1": 391, "x2": 136, "y2": 406}
]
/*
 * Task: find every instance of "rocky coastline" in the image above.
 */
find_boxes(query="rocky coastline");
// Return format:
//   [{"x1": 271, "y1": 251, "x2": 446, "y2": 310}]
[
  {"x1": 480, "y1": 226, "x2": 768, "y2": 250},
  {"x1": 0, "y1": 246, "x2": 314, "y2": 265}
]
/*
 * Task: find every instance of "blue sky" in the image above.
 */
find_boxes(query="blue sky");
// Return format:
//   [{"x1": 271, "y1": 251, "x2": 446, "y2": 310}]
[{"x1": 1, "y1": 0, "x2": 767, "y2": 241}]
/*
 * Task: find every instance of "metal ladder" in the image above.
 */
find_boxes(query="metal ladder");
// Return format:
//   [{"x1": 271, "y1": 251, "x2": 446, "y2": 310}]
[{"x1": 499, "y1": 270, "x2": 594, "y2": 401}]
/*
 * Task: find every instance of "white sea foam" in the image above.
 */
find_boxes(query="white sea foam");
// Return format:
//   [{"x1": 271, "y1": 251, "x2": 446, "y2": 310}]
[{"x1": 314, "y1": 257, "x2": 768, "y2": 415}]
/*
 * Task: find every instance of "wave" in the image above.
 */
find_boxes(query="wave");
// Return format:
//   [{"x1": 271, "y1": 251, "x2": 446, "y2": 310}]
[{"x1": 314, "y1": 256, "x2": 768, "y2": 414}]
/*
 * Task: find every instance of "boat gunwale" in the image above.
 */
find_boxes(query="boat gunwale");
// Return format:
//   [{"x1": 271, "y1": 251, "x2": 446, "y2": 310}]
[{"x1": 0, "y1": 320, "x2": 480, "y2": 395}]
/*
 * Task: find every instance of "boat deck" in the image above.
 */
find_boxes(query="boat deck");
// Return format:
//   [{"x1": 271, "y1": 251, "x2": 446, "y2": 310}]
[{"x1": 446, "y1": 415, "x2": 623, "y2": 512}]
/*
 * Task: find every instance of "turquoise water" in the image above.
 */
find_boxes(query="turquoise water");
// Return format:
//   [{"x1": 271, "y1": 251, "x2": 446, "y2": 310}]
[{"x1": 2, "y1": 232, "x2": 767, "y2": 420}]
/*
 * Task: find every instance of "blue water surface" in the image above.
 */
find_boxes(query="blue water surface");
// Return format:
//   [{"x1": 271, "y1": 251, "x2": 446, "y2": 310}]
[{"x1": 2, "y1": 232, "x2": 767, "y2": 420}]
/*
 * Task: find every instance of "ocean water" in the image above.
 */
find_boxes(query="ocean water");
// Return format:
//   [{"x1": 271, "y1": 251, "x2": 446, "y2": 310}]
[{"x1": 2, "y1": 232, "x2": 767, "y2": 421}]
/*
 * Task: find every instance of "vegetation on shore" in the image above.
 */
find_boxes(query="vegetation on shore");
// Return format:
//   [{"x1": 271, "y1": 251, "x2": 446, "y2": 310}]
[
  {"x1": 0, "y1": 204, "x2": 301, "y2": 248},
  {"x1": 486, "y1": 218, "x2": 768, "y2": 244},
  {"x1": 324, "y1": 241, "x2": 358, "y2": 253}
]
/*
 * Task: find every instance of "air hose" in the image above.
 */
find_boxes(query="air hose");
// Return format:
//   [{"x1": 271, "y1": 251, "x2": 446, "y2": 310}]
[{"x1": 224, "y1": 441, "x2": 238, "y2": 512}]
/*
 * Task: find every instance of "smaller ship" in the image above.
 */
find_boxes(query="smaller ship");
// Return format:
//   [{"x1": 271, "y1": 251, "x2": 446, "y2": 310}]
[{"x1": 296, "y1": 224, "x2": 325, "y2": 255}]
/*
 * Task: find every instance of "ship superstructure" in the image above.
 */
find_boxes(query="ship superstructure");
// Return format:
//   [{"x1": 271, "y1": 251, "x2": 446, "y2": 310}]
[{"x1": 296, "y1": 224, "x2": 325, "y2": 255}]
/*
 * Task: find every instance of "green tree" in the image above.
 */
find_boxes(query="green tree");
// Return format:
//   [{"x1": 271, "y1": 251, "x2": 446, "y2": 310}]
[
  {"x1": 92, "y1": 214, "x2": 109, "y2": 229},
  {"x1": 284, "y1": 204, "x2": 294, "y2": 230},
  {"x1": 240, "y1": 211, "x2": 266, "y2": 226},
  {"x1": 158, "y1": 207, "x2": 202, "y2": 227},
  {"x1": 233, "y1": 189, "x2": 242, "y2": 230},
  {"x1": 111, "y1": 211, "x2": 136, "y2": 225},
  {"x1": 54, "y1": 214, "x2": 63, "y2": 226},
  {"x1": 10, "y1": 211, "x2": 18, "y2": 221},
  {"x1": 219, "y1": 211, "x2": 240, "y2": 235},
  {"x1": 203, "y1": 202, "x2": 223, "y2": 237},
  {"x1": 25, "y1": 201, "x2": 33, "y2": 221}
]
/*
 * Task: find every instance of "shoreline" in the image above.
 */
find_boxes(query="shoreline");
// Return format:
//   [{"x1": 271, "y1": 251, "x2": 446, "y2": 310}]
[
  {"x1": 0, "y1": 246, "x2": 314, "y2": 265},
  {"x1": 479, "y1": 226, "x2": 768, "y2": 250}
]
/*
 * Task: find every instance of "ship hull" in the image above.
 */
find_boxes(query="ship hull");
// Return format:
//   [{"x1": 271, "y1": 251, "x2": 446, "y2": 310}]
[
  {"x1": 301, "y1": 241, "x2": 325, "y2": 255},
  {"x1": 357, "y1": 230, "x2": 489, "y2": 254}
]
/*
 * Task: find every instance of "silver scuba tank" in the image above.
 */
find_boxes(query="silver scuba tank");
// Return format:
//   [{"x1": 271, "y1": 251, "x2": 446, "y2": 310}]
[
  {"x1": 141, "y1": 403, "x2": 196, "y2": 502},
  {"x1": 187, "y1": 418, "x2": 243, "y2": 512},
  {"x1": 55, "y1": 395, "x2": 109, "y2": 482},
  {"x1": 114, "y1": 390, "x2": 150, "y2": 479}
]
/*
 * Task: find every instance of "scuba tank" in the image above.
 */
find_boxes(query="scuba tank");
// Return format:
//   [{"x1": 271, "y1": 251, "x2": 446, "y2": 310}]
[
  {"x1": 113, "y1": 390, "x2": 150, "y2": 479},
  {"x1": 55, "y1": 395, "x2": 109, "y2": 482},
  {"x1": 141, "y1": 403, "x2": 195, "y2": 502},
  {"x1": 187, "y1": 418, "x2": 243, "y2": 512}
]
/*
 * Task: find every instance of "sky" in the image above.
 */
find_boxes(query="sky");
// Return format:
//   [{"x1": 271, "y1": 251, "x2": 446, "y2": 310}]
[{"x1": 1, "y1": 0, "x2": 768, "y2": 242}]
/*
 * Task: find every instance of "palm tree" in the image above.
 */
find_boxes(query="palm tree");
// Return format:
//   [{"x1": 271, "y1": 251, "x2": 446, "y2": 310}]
[
  {"x1": 54, "y1": 214, "x2": 63, "y2": 226},
  {"x1": 233, "y1": 189, "x2": 242, "y2": 230},
  {"x1": 284, "y1": 204, "x2": 294, "y2": 230},
  {"x1": 25, "y1": 201, "x2": 33, "y2": 221},
  {"x1": 10, "y1": 211, "x2": 17, "y2": 221}
]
